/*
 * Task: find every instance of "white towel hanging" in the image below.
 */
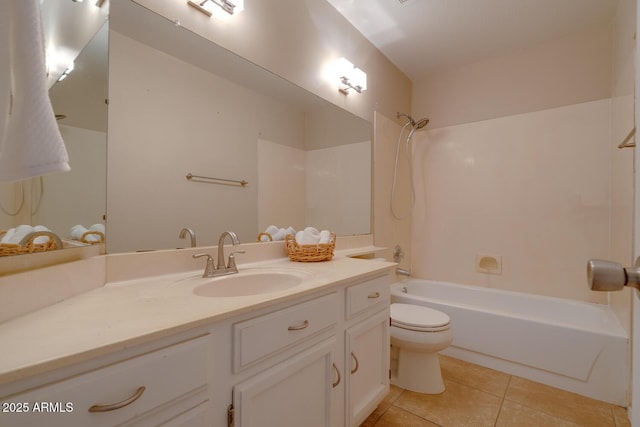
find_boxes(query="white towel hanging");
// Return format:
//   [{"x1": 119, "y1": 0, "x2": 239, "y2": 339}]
[{"x1": 0, "y1": 0, "x2": 70, "y2": 182}]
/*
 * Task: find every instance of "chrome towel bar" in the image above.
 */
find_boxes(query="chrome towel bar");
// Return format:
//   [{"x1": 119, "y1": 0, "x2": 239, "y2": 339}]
[
  {"x1": 186, "y1": 173, "x2": 248, "y2": 187},
  {"x1": 617, "y1": 127, "x2": 635, "y2": 149}
]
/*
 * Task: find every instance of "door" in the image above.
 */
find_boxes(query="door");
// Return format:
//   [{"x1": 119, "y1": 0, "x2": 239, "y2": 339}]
[
  {"x1": 633, "y1": 4, "x2": 640, "y2": 424},
  {"x1": 231, "y1": 338, "x2": 334, "y2": 427}
]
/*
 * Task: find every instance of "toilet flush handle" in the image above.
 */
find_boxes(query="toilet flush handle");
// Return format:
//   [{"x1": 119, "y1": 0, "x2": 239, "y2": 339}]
[{"x1": 587, "y1": 258, "x2": 640, "y2": 291}]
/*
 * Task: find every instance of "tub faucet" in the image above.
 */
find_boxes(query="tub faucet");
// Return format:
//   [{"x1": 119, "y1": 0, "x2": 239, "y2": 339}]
[
  {"x1": 179, "y1": 228, "x2": 197, "y2": 247},
  {"x1": 216, "y1": 231, "x2": 245, "y2": 276}
]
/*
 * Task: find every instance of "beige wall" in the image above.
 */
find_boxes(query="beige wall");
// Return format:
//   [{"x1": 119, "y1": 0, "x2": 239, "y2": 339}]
[
  {"x1": 373, "y1": 112, "x2": 412, "y2": 270},
  {"x1": 132, "y1": 0, "x2": 411, "y2": 125},
  {"x1": 412, "y1": 24, "x2": 613, "y2": 129}
]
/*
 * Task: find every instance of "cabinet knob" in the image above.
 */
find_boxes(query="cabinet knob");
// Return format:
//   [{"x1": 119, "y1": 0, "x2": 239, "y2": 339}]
[
  {"x1": 88, "y1": 386, "x2": 146, "y2": 412},
  {"x1": 368, "y1": 292, "x2": 381, "y2": 299}
]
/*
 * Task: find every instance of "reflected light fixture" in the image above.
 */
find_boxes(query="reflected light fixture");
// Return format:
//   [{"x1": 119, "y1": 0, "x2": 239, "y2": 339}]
[
  {"x1": 187, "y1": 0, "x2": 236, "y2": 16},
  {"x1": 336, "y1": 57, "x2": 367, "y2": 95},
  {"x1": 56, "y1": 62, "x2": 74, "y2": 82}
]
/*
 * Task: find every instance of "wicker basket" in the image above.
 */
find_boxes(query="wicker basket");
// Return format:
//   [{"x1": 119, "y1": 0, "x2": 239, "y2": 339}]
[
  {"x1": 0, "y1": 230, "x2": 60, "y2": 257},
  {"x1": 285, "y1": 232, "x2": 336, "y2": 262},
  {"x1": 256, "y1": 232, "x2": 273, "y2": 242},
  {"x1": 79, "y1": 230, "x2": 105, "y2": 245}
]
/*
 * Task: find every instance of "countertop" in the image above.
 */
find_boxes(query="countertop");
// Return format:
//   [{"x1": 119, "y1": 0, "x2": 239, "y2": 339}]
[{"x1": 0, "y1": 255, "x2": 394, "y2": 386}]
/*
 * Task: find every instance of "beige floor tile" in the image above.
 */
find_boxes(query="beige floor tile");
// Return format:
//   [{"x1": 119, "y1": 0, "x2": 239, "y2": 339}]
[
  {"x1": 496, "y1": 399, "x2": 584, "y2": 427},
  {"x1": 612, "y1": 405, "x2": 631, "y2": 427},
  {"x1": 440, "y1": 355, "x2": 510, "y2": 397},
  {"x1": 360, "y1": 386, "x2": 405, "y2": 427},
  {"x1": 395, "y1": 380, "x2": 502, "y2": 427},
  {"x1": 504, "y1": 376, "x2": 615, "y2": 427},
  {"x1": 372, "y1": 406, "x2": 439, "y2": 427}
]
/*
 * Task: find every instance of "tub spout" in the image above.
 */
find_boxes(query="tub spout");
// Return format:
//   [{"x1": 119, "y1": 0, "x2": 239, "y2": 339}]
[{"x1": 396, "y1": 267, "x2": 411, "y2": 277}]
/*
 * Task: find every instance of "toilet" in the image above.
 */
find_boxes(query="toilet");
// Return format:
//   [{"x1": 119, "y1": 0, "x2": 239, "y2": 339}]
[{"x1": 390, "y1": 303, "x2": 453, "y2": 394}]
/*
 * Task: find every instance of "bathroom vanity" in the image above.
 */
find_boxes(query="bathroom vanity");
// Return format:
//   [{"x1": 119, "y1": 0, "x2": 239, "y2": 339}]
[{"x1": 0, "y1": 254, "x2": 392, "y2": 427}]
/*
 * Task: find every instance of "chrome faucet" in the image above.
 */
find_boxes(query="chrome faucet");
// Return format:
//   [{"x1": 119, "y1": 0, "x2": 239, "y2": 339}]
[
  {"x1": 192, "y1": 231, "x2": 245, "y2": 278},
  {"x1": 179, "y1": 228, "x2": 197, "y2": 247},
  {"x1": 217, "y1": 231, "x2": 245, "y2": 276}
]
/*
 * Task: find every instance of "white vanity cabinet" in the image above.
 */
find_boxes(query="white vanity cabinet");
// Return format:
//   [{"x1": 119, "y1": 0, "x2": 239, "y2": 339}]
[
  {"x1": 226, "y1": 292, "x2": 339, "y2": 427},
  {"x1": 225, "y1": 273, "x2": 391, "y2": 427},
  {"x1": 0, "y1": 335, "x2": 211, "y2": 427},
  {"x1": 343, "y1": 275, "x2": 391, "y2": 427}
]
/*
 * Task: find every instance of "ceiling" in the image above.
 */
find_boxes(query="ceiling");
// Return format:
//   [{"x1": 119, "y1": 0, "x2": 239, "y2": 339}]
[{"x1": 326, "y1": 0, "x2": 619, "y2": 80}]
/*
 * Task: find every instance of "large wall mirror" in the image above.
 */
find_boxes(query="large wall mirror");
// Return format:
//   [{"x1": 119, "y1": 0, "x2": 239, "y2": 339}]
[
  {"x1": 106, "y1": 1, "x2": 372, "y2": 253},
  {"x1": 0, "y1": 0, "x2": 372, "y2": 259}
]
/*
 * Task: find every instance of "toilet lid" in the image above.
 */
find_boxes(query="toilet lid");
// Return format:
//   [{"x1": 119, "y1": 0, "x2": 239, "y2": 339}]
[{"x1": 391, "y1": 303, "x2": 450, "y2": 331}]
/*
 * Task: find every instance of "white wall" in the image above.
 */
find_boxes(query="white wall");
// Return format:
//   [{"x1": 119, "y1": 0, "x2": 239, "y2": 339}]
[{"x1": 412, "y1": 99, "x2": 611, "y2": 303}]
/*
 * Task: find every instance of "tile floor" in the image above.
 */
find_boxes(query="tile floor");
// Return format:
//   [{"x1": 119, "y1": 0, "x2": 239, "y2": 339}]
[{"x1": 361, "y1": 355, "x2": 631, "y2": 427}]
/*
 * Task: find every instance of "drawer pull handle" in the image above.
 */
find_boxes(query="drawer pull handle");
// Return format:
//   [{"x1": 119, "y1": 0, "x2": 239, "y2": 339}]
[
  {"x1": 368, "y1": 292, "x2": 381, "y2": 299},
  {"x1": 332, "y1": 363, "x2": 341, "y2": 388},
  {"x1": 350, "y1": 352, "x2": 359, "y2": 374},
  {"x1": 88, "y1": 386, "x2": 146, "y2": 413},
  {"x1": 288, "y1": 320, "x2": 309, "y2": 331}
]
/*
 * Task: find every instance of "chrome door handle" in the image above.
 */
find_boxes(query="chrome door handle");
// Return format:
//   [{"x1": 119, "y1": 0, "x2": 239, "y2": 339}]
[{"x1": 587, "y1": 258, "x2": 640, "y2": 291}]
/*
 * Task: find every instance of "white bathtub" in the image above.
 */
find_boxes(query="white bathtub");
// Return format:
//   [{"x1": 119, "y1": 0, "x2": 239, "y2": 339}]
[{"x1": 391, "y1": 279, "x2": 629, "y2": 405}]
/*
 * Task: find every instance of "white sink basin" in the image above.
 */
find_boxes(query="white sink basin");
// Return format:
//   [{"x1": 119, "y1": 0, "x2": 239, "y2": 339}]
[{"x1": 192, "y1": 271, "x2": 305, "y2": 297}]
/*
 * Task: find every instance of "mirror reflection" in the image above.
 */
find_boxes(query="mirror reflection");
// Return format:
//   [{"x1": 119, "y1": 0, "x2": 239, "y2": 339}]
[
  {"x1": 0, "y1": 0, "x2": 372, "y2": 259},
  {"x1": 0, "y1": 4, "x2": 107, "y2": 254},
  {"x1": 106, "y1": 1, "x2": 371, "y2": 253}
]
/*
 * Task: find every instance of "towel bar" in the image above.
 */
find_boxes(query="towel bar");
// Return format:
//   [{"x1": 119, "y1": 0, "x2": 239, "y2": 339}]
[
  {"x1": 617, "y1": 127, "x2": 635, "y2": 149},
  {"x1": 186, "y1": 173, "x2": 248, "y2": 187}
]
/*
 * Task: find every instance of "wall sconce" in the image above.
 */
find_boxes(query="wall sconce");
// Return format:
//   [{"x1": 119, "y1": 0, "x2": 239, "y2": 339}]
[
  {"x1": 187, "y1": 0, "x2": 240, "y2": 16},
  {"x1": 336, "y1": 57, "x2": 367, "y2": 95},
  {"x1": 56, "y1": 62, "x2": 74, "y2": 82}
]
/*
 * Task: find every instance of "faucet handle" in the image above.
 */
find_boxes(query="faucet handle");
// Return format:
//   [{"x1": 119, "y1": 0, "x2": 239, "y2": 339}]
[
  {"x1": 193, "y1": 253, "x2": 215, "y2": 277},
  {"x1": 227, "y1": 250, "x2": 245, "y2": 271}
]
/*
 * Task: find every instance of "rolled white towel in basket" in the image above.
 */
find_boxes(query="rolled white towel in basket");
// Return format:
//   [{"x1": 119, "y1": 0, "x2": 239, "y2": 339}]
[{"x1": 295, "y1": 227, "x2": 332, "y2": 245}]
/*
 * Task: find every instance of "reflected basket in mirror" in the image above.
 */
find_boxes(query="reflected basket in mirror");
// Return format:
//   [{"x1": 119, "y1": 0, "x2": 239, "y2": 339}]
[
  {"x1": 0, "y1": 230, "x2": 61, "y2": 257},
  {"x1": 256, "y1": 232, "x2": 273, "y2": 242},
  {"x1": 78, "y1": 231, "x2": 105, "y2": 245},
  {"x1": 285, "y1": 232, "x2": 336, "y2": 262}
]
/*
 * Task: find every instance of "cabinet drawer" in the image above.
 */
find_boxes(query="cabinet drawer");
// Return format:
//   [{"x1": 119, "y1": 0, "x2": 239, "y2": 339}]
[
  {"x1": 2, "y1": 335, "x2": 209, "y2": 427},
  {"x1": 233, "y1": 292, "x2": 338, "y2": 372},
  {"x1": 346, "y1": 275, "x2": 391, "y2": 320}
]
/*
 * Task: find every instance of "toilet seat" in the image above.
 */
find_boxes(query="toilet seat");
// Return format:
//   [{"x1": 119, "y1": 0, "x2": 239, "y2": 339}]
[{"x1": 391, "y1": 303, "x2": 451, "y2": 332}]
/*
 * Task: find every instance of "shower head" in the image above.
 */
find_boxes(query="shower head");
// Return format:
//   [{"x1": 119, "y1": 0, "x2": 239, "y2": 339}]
[
  {"x1": 414, "y1": 118, "x2": 429, "y2": 129},
  {"x1": 396, "y1": 112, "x2": 429, "y2": 130}
]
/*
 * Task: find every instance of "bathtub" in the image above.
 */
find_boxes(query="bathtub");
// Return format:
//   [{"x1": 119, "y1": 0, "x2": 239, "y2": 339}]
[{"x1": 391, "y1": 279, "x2": 629, "y2": 405}]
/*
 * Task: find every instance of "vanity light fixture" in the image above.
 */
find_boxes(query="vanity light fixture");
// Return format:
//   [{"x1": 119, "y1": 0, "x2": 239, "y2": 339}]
[
  {"x1": 56, "y1": 62, "x2": 74, "y2": 82},
  {"x1": 187, "y1": 0, "x2": 236, "y2": 16},
  {"x1": 336, "y1": 57, "x2": 367, "y2": 95}
]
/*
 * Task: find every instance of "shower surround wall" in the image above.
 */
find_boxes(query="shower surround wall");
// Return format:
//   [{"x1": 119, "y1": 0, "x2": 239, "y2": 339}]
[
  {"x1": 411, "y1": 20, "x2": 634, "y2": 307},
  {"x1": 412, "y1": 99, "x2": 610, "y2": 304}
]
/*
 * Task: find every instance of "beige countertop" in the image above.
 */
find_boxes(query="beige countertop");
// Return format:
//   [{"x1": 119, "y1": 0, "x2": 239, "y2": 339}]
[{"x1": 0, "y1": 255, "x2": 394, "y2": 386}]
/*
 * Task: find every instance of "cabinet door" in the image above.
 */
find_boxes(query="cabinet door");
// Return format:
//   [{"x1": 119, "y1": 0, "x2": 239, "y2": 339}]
[
  {"x1": 233, "y1": 338, "x2": 335, "y2": 427},
  {"x1": 345, "y1": 309, "x2": 390, "y2": 427}
]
